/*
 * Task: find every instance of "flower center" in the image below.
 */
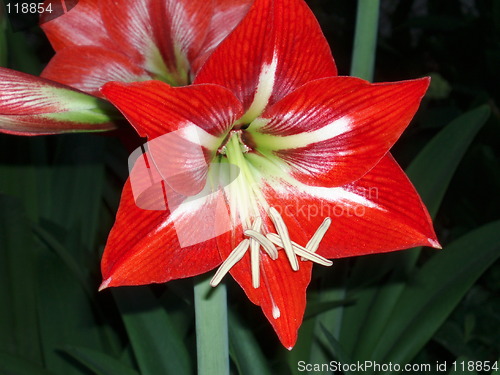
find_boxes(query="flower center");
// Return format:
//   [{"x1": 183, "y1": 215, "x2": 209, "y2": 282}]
[
  {"x1": 209, "y1": 131, "x2": 332, "y2": 289},
  {"x1": 217, "y1": 129, "x2": 251, "y2": 155}
]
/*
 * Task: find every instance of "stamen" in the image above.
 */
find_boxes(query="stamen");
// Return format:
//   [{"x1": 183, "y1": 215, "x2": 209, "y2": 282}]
[
  {"x1": 210, "y1": 239, "x2": 250, "y2": 287},
  {"x1": 250, "y1": 218, "x2": 262, "y2": 288},
  {"x1": 266, "y1": 233, "x2": 332, "y2": 267},
  {"x1": 244, "y1": 229, "x2": 278, "y2": 260},
  {"x1": 268, "y1": 207, "x2": 299, "y2": 271},
  {"x1": 211, "y1": 210, "x2": 332, "y2": 288},
  {"x1": 250, "y1": 237, "x2": 260, "y2": 288},
  {"x1": 306, "y1": 217, "x2": 332, "y2": 253},
  {"x1": 251, "y1": 217, "x2": 262, "y2": 231}
]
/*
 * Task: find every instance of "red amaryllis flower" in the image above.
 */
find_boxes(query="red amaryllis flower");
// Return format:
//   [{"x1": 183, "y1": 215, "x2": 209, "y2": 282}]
[
  {"x1": 99, "y1": 0, "x2": 440, "y2": 348},
  {"x1": 41, "y1": 0, "x2": 252, "y2": 95},
  {"x1": 0, "y1": 0, "x2": 251, "y2": 134}
]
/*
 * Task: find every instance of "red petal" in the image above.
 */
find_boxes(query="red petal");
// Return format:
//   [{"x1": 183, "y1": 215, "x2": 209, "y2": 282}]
[
  {"x1": 216, "y1": 223, "x2": 311, "y2": 349},
  {"x1": 101, "y1": 80, "x2": 243, "y2": 196},
  {"x1": 253, "y1": 76, "x2": 430, "y2": 187},
  {"x1": 41, "y1": 0, "x2": 112, "y2": 51},
  {"x1": 263, "y1": 154, "x2": 439, "y2": 258},
  {"x1": 190, "y1": 0, "x2": 253, "y2": 74},
  {"x1": 99, "y1": 0, "x2": 156, "y2": 65},
  {"x1": 194, "y1": 0, "x2": 336, "y2": 112},
  {"x1": 101, "y1": 174, "x2": 224, "y2": 289},
  {"x1": 321, "y1": 154, "x2": 440, "y2": 255},
  {"x1": 151, "y1": 0, "x2": 211, "y2": 77},
  {"x1": 153, "y1": 0, "x2": 253, "y2": 78},
  {"x1": 42, "y1": 47, "x2": 151, "y2": 97},
  {"x1": 101, "y1": 80, "x2": 243, "y2": 139},
  {"x1": 98, "y1": 0, "x2": 194, "y2": 84},
  {"x1": 41, "y1": 0, "x2": 252, "y2": 87}
]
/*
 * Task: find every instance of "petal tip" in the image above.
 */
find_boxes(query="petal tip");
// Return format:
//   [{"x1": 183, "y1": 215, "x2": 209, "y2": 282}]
[
  {"x1": 98, "y1": 277, "x2": 112, "y2": 291},
  {"x1": 427, "y1": 238, "x2": 442, "y2": 249},
  {"x1": 422, "y1": 76, "x2": 432, "y2": 90}
]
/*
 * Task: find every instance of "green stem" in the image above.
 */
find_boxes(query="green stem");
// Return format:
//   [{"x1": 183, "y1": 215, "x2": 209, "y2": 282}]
[
  {"x1": 350, "y1": 0, "x2": 380, "y2": 81},
  {"x1": 194, "y1": 275, "x2": 229, "y2": 375}
]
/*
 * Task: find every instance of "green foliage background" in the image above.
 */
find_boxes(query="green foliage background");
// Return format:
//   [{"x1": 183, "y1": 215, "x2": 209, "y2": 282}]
[{"x1": 0, "y1": 0, "x2": 499, "y2": 374}]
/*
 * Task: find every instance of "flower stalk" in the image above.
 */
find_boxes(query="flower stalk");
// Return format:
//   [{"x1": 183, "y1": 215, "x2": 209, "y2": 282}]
[
  {"x1": 351, "y1": 0, "x2": 380, "y2": 81},
  {"x1": 194, "y1": 275, "x2": 229, "y2": 375}
]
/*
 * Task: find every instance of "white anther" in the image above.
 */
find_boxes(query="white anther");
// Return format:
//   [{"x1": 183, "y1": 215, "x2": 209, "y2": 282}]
[
  {"x1": 244, "y1": 229, "x2": 278, "y2": 260},
  {"x1": 210, "y1": 239, "x2": 250, "y2": 287},
  {"x1": 306, "y1": 217, "x2": 332, "y2": 253},
  {"x1": 268, "y1": 207, "x2": 299, "y2": 271},
  {"x1": 266, "y1": 233, "x2": 332, "y2": 267},
  {"x1": 302, "y1": 217, "x2": 332, "y2": 260},
  {"x1": 250, "y1": 217, "x2": 262, "y2": 288}
]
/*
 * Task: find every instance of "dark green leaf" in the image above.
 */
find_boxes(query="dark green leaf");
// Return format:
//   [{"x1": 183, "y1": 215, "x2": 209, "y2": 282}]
[
  {"x1": 33, "y1": 222, "x2": 94, "y2": 297},
  {"x1": 113, "y1": 287, "x2": 192, "y2": 375},
  {"x1": 228, "y1": 311, "x2": 272, "y2": 375},
  {"x1": 45, "y1": 135, "x2": 107, "y2": 254},
  {"x1": 7, "y1": 29, "x2": 42, "y2": 74},
  {"x1": 406, "y1": 105, "x2": 491, "y2": 217},
  {"x1": 37, "y1": 249, "x2": 107, "y2": 375},
  {"x1": 374, "y1": 221, "x2": 500, "y2": 369},
  {"x1": 309, "y1": 262, "x2": 349, "y2": 366},
  {"x1": 0, "y1": 195, "x2": 42, "y2": 363},
  {"x1": 304, "y1": 299, "x2": 355, "y2": 320},
  {"x1": 64, "y1": 346, "x2": 140, "y2": 375},
  {"x1": 0, "y1": 137, "x2": 47, "y2": 220},
  {"x1": 320, "y1": 324, "x2": 353, "y2": 375},
  {"x1": 0, "y1": 351, "x2": 56, "y2": 375}
]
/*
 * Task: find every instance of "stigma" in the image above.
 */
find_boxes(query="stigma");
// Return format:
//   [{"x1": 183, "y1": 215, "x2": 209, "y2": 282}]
[{"x1": 210, "y1": 207, "x2": 332, "y2": 289}]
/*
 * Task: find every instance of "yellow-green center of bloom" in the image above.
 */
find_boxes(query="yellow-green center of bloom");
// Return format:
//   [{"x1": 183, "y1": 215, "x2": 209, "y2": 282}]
[{"x1": 209, "y1": 130, "x2": 333, "y2": 289}]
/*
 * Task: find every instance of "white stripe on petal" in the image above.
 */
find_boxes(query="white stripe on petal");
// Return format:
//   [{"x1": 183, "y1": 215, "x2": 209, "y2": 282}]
[
  {"x1": 274, "y1": 179, "x2": 384, "y2": 211},
  {"x1": 255, "y1": 116, "x2": 352, "y2": 150},
  {"x1": 240, "y1": 51, "x2": 279, "y2": 122},
  {"x1": 180, "y1": 124, "x2": 221, "y2": 150}
]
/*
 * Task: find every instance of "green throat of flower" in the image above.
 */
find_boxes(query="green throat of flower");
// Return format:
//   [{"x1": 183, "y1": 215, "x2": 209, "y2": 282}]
[{"x1": 210, "y1": 131, "x2": 333, "y2": 290}]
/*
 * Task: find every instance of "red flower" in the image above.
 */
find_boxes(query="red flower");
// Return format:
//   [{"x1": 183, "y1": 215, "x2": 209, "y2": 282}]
[
  {"x1": 1, "y1": 0, "x2": 251, "y2": 134},
  {"x1": 41, "y1": 0, "x2": 252, "y2": 95},
  {"x1": 100, "y1": 0, "x2": 439, "y2": 348}
]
